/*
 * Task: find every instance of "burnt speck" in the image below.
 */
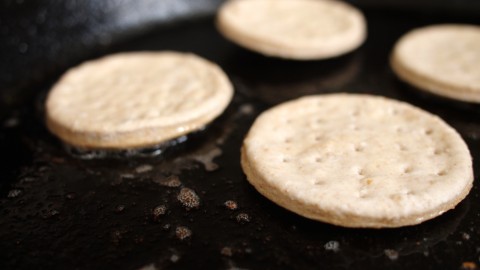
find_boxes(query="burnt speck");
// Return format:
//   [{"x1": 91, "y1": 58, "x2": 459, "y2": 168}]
[
  {"x1": 175, "y1": 226, "x2": 192, "y2": 240},
  {"x1": 156, "y1": 175, "x2": 182, "y2": 187},
  {"x1": 384, "y1": 249, "x2": 399, "y2": 260},
  {"x1": 115, "y1": 205, "x2": 125, "y2": 213},
  {"x1": 7, "y1": 189, "x2": 23, "y2": 198},
  {"x1": 236, "y1": 213, "x2": 250, "y2": 224},
  {"x1": 135, "y1": 164, "x2": 153, "y2": 173},
  {"x1": 177, "y1": 188, "x2": 200, "y2": 209},
  {"x1": 224, "y1": 200, "x2": 238, "y2": 210},
  {"x1": 221, "y1": 247, "x2": 233, "y2": 257},
  {"x1": 324, "y1": 241, "x2": 340, "y2": 252},
  {"x1": 152, "y1": 205, "x2": 167, "y2": 221}
]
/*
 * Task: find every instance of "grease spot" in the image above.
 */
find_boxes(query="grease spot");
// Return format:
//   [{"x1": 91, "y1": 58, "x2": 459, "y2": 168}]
[
  {"x1": 221, "y1": 246, "x2": 233, "y2": 257},
  {"x1": 384, "y1": 249, "x2": 399, "y2": 260},
  {"x1": 324, "y1": 241, "x2": 340, "y2": 252},
  {"x1": 175, "y1": 226, "x2": 192, "y2": 240},
  {"x1": 177, "y1": 188, "x2": 200, "y2": 209},
  {"x1": 155, "y1": 175, "x2": 182, "y2": 187},
  {"x1": 236, "y1": 213, "x2": 250, "y2": 224},
  {"x1": 224, "y1": 200, "x2": 238, "y2": 210},
  {"x1": 114, "y1": 205, "x2": 125, "y2": 213},
  {"x1": 135, "y1": 164, "x2": 153, "y2": 173},
  {"x1": 192, "y1": 147, "x2": 222, "y2": 172},
  {"x1": 152, "y1": 205, "x2": 167, "y2": 222},
  {"x1": 7, "y1": 189, "x2": 23, "y2": 198}
]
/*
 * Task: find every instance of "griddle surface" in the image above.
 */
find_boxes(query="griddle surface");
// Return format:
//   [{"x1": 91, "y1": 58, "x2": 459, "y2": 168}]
[{"x1": 1, "y1": 10, "x2": 480, "y2": 270}]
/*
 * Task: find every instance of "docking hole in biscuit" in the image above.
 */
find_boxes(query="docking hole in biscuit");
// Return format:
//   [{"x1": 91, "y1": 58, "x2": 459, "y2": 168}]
[{"x1": 241, "y1": 93, "x2": 473, "y2": 228}]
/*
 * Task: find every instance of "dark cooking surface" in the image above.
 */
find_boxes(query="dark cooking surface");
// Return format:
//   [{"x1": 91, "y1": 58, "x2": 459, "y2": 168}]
[{"x1": 1, "y1": 7, "x2": 480, "y2": 270}]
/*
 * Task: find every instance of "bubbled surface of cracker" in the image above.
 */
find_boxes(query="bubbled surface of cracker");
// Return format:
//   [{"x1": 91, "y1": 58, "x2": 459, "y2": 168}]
[
  {"x1": 217, "y1": 0, "x2": 366, "y2": 60},
  {"x1": 391, "y1": 24, "x2": 480, "y2": 103},
  {"x1": 242, "y1": 94, "x2": 473, "y2": 228},
  {"x1": 46, "y1": 51, "x2": 233, "y2": 149}
]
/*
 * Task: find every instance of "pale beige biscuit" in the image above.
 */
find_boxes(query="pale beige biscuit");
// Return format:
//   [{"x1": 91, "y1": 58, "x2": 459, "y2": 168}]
[
  {"x1": 217, "y1": 0, "x2": 366, "y2": 60},
  {"x1": 46, "y1": 51, "x2": 233, "y2": 149},
  {"x1": 241, "y1": 94, "x2": 473, "y2": 228},
  {"x1": 391, "y1": 24, "x2": 480, "y2": 103}
]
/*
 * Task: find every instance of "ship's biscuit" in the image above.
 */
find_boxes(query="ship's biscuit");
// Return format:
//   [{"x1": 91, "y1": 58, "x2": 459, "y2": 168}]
[
  {"x1": 217, "y1": 0, "x2": 366, "y2": 60},
  {"x1": 391, "y1": 24, "x2": 480, "y2": 103},
  {"x1": 241, "y1": 94, "x2": 473, "y2": 228},
  {"x1": 46, "y1": 51, "x2": 233, "y2": 149}
]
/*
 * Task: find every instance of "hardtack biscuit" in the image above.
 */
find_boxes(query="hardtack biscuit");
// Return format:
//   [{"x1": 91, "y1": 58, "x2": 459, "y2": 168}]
[
  {"x1": 217, "y1": 0, "x2": 366, "y2": 60},
  {"x1": 46, "y1": 51, "x2": 233, "y2": 149},
  {"x1": 391, "y1": 24, "x2": 480, "y2": 103},
  {"x1": 241, "y1": 94, "x2": 473, "y2": 228}
]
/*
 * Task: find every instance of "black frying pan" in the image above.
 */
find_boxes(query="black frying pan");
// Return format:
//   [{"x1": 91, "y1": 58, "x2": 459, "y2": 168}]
[{"x1": 1, "y1": 1, "x2": 479, "y2": 269}]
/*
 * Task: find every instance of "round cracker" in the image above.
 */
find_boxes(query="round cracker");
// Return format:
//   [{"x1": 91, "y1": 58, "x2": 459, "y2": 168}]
[
  {"x1": 46, "y1": 51, "x2": 233, "y2": 149},
  {"x1": 241, "y1": 94, "x2": 473, "y2": 228},
  {"x1": 391, "y1": 24, "x2": 480, "y2": 103},
  {"x1": 217, "y1": 0, "x2": 366, "y2": 60}
]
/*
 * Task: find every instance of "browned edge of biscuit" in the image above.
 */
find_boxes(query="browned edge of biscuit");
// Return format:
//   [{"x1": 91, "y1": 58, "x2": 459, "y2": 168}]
[
  {"x1": 241, "y1": 140, "x2": 473, "y2": 228},
  {"x1": 45, "y1": 107, "x2": 223, "y2": 150}
]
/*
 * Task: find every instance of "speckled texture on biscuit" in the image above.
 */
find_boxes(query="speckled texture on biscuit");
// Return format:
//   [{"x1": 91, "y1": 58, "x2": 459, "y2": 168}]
[
  {"x1": 241, "y1": 94, "x2": 473, "y2": 228},
  {"x1": 391, "y1": 24, "x2": 480, "y2": 103},
  {"x1": 46, "y1": 51, "x2": 233, "y2": 149},
  {"x1": 217, "y1": 0, "x2": 366, "y2": 60}
]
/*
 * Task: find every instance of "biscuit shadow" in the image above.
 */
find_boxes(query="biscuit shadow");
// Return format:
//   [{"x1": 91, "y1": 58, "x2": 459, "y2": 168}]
[
  {"x1": 223, "y1": 47, "x2": 363, "y2": 105},
  {"x1": 391, "y1": 77, "x2": 480, "y2": 117}
]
